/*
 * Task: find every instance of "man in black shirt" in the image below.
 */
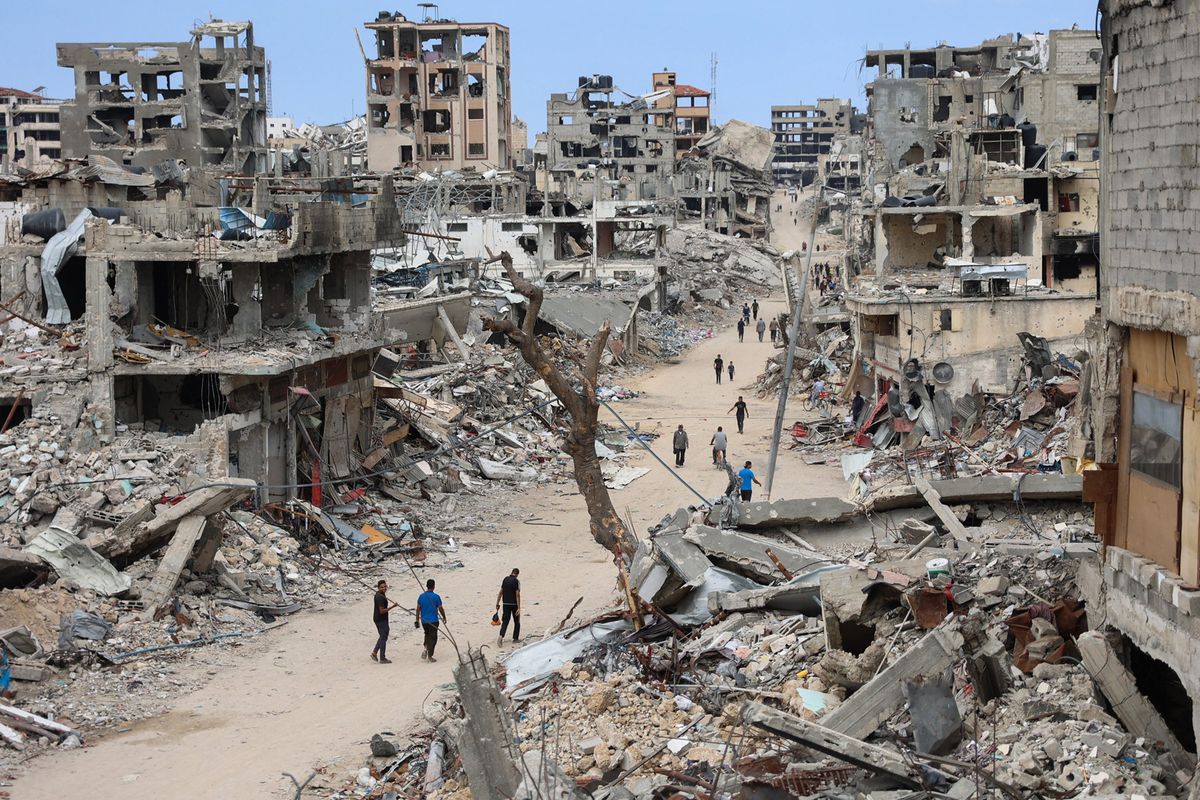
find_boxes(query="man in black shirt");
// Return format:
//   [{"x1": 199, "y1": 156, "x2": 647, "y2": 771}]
[
  {"x1": 729, "y1": 396, "x2": 749, "y2": 434},
  {"x1": 371, "y1": 579, "x2": 397, "y2": 663},
  {"x1": 495, "y1": 568, "x2": 521, "y2": 644}
]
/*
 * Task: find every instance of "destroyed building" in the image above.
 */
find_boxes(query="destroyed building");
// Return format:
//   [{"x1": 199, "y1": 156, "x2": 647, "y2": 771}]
[
  {"x1": 676, "y1": 119, "x2": 776, "y2": 240},
  {"x1": 364, "y1": 11, "x2": 512, "y2": 171},
  {"x1": 0, "y1": 164, "x2": 408, "y2": 500},
  {"x1": 770, "y1": 99, "x2": 857, "y2": 186},
  {"x1": 649, "y1": 70, "x2": 712, "y2": 155},
  {"x1": 1079, "y1": 0, "x2": 1200, "y2": 750},
  {"x1": 0, "y1": 88, "x2": 64, "y2": 167},
  {"x1": 56, "y1": 21, "x2": 268, "y2": 174},
  {"x1": 541, "y1": 75, "x2": 676, "y2": 205}
]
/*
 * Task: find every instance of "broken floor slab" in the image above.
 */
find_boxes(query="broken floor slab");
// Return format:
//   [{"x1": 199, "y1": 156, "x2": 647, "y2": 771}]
[
  {"x1": 682, "y1": 525, "x2": 829, "y2": 582},
  {"x1": 24, "y1": 527, "x2": 131, "y2": 596},
  {"x1": 707, "y1": 565, "x2": 843, "y2": 616},
  {"x1": 737, "y1": 495, "x2": 860, "y2": 529},
  {"x1": 869, "y1": 474, "x2": 1082, "y2": 511}
]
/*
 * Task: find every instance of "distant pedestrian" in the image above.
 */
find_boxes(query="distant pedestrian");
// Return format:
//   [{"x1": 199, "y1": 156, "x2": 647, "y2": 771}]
[
  {"x1": 416, "y1": 579, "x2": 446, "y2": 662},
  {"x1": 738, "y1": 461, "x2": 762, "y2": 502},
  {"x1": 495, "y1": 569, "x2": 521, "y2": 644},
  {"x1": 714, "y1": 354, "x2": 724, "y2": 384},
  {"x1": 728, "y1": 361, "x2": 735, "y2": 381},
  {"x1": 371, "y1": 579, "x2": 397, "y2": 663},
  {"x1": 769, "y1": 318, "x2": 779, "y2": 343},
  {"x1": 711, "y1": 427, "x2": 728, "y2": 466},
  {"x1": 851, "y1": 390, "x2": 866, "y2": 425},
  {"x1": 742, "y1": 303, "x2": 751, "y2": 325},
  {"x1": 751, "y1": 299, "x2": 759, "y2": 320},
  {"x1": 672, "y1": 424, "x2": 689, "y2": 467},
  {"x1": 737, "y1": 318, "x2": 745, "y2": 342},
  {"x1": 729, "y1": 395, "x2": 749, "y2": 434},
  {"x1": 756, "y1": 318, "x2": 766, "y2": 342}
]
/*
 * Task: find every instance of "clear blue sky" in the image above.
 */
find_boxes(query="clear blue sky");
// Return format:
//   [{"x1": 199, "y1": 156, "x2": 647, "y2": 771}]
[{"x1": 5, "y1": 1, "x2": 1099, "y2": 146}]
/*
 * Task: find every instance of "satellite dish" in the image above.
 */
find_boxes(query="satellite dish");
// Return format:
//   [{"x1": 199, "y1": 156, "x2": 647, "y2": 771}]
[{"x1": 932, "y1": 362, "x2": 955, "y2": 383}]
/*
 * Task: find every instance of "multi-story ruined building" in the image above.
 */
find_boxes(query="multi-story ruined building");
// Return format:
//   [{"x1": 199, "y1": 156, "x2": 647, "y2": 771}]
[
  {"x1": 770, "y1": 99, "x2": 855, "y2": 185},
  {"x1": 56, "y1": 21, "x2": 268, "y2": 174},
  {"x1": 649, "y1": 70, "x2": 712, "y2": 156},
  {"x1": 541, "y1": 75, "x2": 676, "y2": 206},
  {"x1": 1079, "y1": 0, "x2": 1200, "y2": 747},
  {"x1": 0, "y1": 88, "x2": 63, "y2": 166},
  {"x1": 364, "y1": 11, "x2": 512, "y2": 171},
  {"x1": 0, "y1": 166, "x2": 409, "y2": 500}
]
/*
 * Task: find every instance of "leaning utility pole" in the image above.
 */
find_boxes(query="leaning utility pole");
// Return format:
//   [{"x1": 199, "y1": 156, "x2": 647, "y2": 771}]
[{"x1": 765, "y1": 185, "x2": 825, "y2": 500}]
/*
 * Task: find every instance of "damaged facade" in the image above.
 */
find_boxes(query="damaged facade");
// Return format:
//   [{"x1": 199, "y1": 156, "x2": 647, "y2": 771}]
[
  {"x1": 56, "y1": 21, "x2": 268, "y2": 174},
  {"x1": 770, "y1": 99, "x2": 858, "y2": 186},
  {"x1": 0, "y1": 88, "x2": 64, "y2": 167},
  {"x1": 1078, "y1": 0, "x2": 1200, "y2": 752},
  {"x1": 364, "y1": 12, "x2": 512, "y2": 171}
]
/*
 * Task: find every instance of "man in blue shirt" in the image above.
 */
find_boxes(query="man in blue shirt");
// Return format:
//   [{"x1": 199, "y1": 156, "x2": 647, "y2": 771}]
[
  {"x1": 738, "y1": 460, "x2": 762, "y2": 502},
  {"x1": 415, "y1": 579, "x2": 447, "y2": 662}
]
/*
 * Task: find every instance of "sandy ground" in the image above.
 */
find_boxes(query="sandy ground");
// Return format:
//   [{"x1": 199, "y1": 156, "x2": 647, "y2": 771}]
[{"x1": 10, "y1": 204, "x2": 848, "y2": 799}]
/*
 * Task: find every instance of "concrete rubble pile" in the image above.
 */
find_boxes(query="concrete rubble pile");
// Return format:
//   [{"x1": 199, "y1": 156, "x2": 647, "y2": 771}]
[
  {"x1": 317, "y1": 467, "x2": 1198, "y2": 800},
  {"x1": 663, "y1": 226, "x2": 783, "y2": 311}
]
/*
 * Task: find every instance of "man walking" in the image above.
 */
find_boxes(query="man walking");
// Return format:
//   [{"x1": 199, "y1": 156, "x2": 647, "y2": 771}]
[
  {"x1": 714, "y1": 354, "x2": 724, "y2": 384},
  {"x1": 751, "y1": 299, "x2": 759, "y2": 320},
  {"x1": 370, "y1": 579, "x2": 397, "y2": 663},
  {"x1": 711, "y1": 426, "x2": 728, "y2": 466},
  {"x1": 851, "y1": 391, "x2": 866, "y2": 426},
  {"x1": 495, "y1": 568, "x2": 521, "y2": 644},
  {"x1": 769, "y1": 318, "x2": 778, "y2": 343},
  {"x1": 738, "y1": 461, "x2": 762, "y2": 502},
  {"x1": 736, "y1": 317, "x2": 745, "y2": 342},
  {"x1": 756, "y1": 317, "x2": 766, "y2": 342},
  {"x1": 727, "y1": 361, "x2": 736, "y2": 382},
  {"x1": 672, "y1": 424, "x2": 689, "y2": 467},
  {"x1": 729, "y1": 396, "x2": 749, "y2": 434},
  {"x1": 742, "y1": 303, "x2": 751, "y2": 325},
  {"x1": 415, "y1": 579, "x2": 446, "y2": 662}
]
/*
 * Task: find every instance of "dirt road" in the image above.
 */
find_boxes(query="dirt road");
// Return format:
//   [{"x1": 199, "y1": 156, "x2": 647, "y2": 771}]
[{"x1": 12, "y1": 212, "x2": 846, "y2": 798}]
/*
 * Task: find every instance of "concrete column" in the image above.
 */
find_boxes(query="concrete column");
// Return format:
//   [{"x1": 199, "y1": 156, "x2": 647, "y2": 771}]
[
  {"x1": 961, "y1": 215, "x2": 976, "y2": 260},
  {"x1": 231, "y1": 265, "x2": 262, "y2": 341},
  {"x1": 85, "y1": 255, "x2": 115, "y2": 439}
]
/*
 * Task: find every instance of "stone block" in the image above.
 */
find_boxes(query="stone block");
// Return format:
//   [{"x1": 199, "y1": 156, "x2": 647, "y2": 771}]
[{"x1": 1172, "y1": 585, "x2": 1200, "y2": 616}]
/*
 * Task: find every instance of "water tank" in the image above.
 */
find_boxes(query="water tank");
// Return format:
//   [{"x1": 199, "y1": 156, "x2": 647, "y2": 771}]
[
  {"x1": 1024, "y1": 144, "x2": 1047, "y2": 169},
  {"x1": 909, "y1": 64, "x2": 936, "y2": 79},
  {"x1": 1017, "y1": 121, "x2": 1038, "y2": 147}
]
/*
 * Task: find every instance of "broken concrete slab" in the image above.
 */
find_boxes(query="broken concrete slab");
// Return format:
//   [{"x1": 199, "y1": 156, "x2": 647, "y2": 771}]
[
  {"x1": 24, "y1": 526, "x2": 131, "y2": 596},
  {"x1": 453, "y1": 651, "x2": 523, "y2": 799},
  {"x1": 0, "y1": 547, "x2": 46, "y2": 588},
  {"x1": 913, "y1": 476, "x2": 977, "y2": 551},
  {"x1": 682, "y1": 525, "x2": 828, "y2": 582},
  {"x1": 869, "y1": 474, "x2": 1082, "y2": 512},
  {"x1": 707, "y1": 566, "x2": 841, "y2": 616},
  {"x1": 91, "y1": 479, "x2": 257, "y2": 563},
  {"x1": 476, "y1": 457, "x2": 538, "y2": 482},
  {"x1": 142, "y1": 515, "x2": 210, "y2": 609},
  {"x1": 1077, "y1": 631, "x2": 1196, "y2": 772},
  {"x1": 737, "y1": 495, "x2": 860, "y2": 529},
  {"x1": 652, "y1": 532, "x2": 711, "y2": 588},
  {"x1": 821, "y1": 621, "x2": 966, "y2": 740},
  {"x1": 903, "y1": 670, "x2": 963, "y2": 755},
  {"x1": 741, "y1": 701, "x2": 922, "y2": 788}
]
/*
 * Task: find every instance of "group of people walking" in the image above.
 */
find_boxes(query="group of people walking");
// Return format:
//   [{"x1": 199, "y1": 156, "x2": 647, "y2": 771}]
[{"x1": 369, "y1": 568, "x2": 523, "y2": 664}]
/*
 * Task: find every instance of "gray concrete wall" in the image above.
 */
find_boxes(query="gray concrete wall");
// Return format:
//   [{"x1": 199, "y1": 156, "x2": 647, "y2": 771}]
[{"x1": 1101, "y1": 0, "x2": 1200, "y2": 336}]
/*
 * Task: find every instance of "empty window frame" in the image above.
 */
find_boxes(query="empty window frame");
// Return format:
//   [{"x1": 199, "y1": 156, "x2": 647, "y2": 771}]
[{"x1": 1076, "y1": 84, "x2": 1099, "y2": 102}]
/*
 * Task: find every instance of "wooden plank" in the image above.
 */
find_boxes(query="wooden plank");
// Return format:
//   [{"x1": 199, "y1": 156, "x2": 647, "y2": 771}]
[
  {"x1": 1116, "y1": 356, "x2": 1133, "y2": 551},
  {"x1": 741, "y1": 702, "x2": 921, "y2": 789},
  {"x1": 1077, "y1": 632, "x2": 1196, "y2": 772},
  {"x1": 820, "y1": 623, "x2": 964, "y2": 740},
  {"x1": 142, "y1": 515, "x2": 209, "y2": 608},
  {"x1": 90, "y1": 479, "x2": 256, "y2": 562},
  {"x1": 1182, "y1": 406, "x2": 1200, "y2": 586},
  {"x1": 1127, "y1": 473, "x2": 1181, "y2": 574},
  {"x1": 437, "y1": 304, "x2": 470, "y2": 362},
  {"x1": 0, "y1": 721, "x2": 24, "y2": 750},
  {"x1": 912, "y1": 476, "x2": 976, "y2": 551}
]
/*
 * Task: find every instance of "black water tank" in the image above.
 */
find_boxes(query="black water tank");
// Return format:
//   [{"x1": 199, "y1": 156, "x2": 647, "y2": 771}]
[
  {"x1": 87, "y1": 207, "x2": 125, "y2": 222},
  {"x1": 21, "y1": 208, "x2": 65, "y2": 240},
  {"x1": 1024, "y1": 144, "x2": 1047, "y2": 169},
  {"x1": 1018, "y1": 121, "x2": 1038, "y2": 147},
  {"x1": 909, "y1": 64, "x2": 936, "y2": 79},
  {"x1": 999, "y1": 114, "x2": 1016, "y2": 128}
]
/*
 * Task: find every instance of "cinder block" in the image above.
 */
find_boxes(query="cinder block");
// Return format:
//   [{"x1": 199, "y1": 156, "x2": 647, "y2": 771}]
[{"x1": 1173, "y1": 585, "x2": 1200, "y2": 616}]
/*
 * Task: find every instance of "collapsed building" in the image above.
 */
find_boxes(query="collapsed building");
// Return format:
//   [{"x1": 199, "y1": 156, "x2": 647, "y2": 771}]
[
  {"x1": 56, "y1": 21, "x2": 268, "y2": 174},
  {"x1": 0, "y1": 163, "x2": 409, "y2": 500},
  {"x1": 364, "y1": 11, "x2": 512, "y2": 171}
]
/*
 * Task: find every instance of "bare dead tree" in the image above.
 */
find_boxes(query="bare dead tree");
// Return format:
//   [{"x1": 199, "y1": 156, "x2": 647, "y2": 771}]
[{"x1": 482, "y1": 252, "x2": 636, "y2": 563}]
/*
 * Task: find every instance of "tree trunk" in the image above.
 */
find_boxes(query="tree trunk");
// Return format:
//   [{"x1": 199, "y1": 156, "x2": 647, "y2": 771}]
[
  {"x1": 563, "y1": 408, "x2": 634, "y2": 560},
  {"x1": 481, "y1": 251, "x2": 637, "y2": 565}
]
